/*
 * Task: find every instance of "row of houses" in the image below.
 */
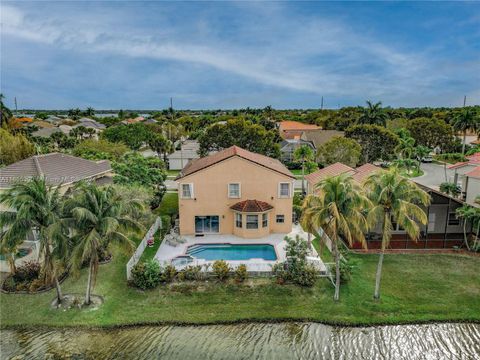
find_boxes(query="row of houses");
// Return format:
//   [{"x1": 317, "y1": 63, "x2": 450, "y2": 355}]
[{"x1": 174, "y1": 146, "x2": 471, "y2": 250}]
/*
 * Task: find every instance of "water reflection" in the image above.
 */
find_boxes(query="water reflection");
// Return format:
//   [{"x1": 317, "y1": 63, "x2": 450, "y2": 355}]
[{"x1": 1, "y1": 323, "x2": 479, "y2": 359}]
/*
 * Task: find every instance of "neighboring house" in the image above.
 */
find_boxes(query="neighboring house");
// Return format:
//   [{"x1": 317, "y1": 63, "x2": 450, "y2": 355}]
[
  {"x1": 300, "y1": 129, "x2": 344, "y2": 150},
  {"x1": 75, "y1": 118, "x2": 106, "y2": 131},
  {"x1": 448, "y1": 152, "x2": 480, "y2": 191},
  {"x1": 176, "y1": 146, "x2": 295, "y2": 238},
  {"x1": 167, "y1": 140, "x2": 200, "y2": 170},
  {"x1": 305, "y1": 162, "x2": 469, "y2": 249},
  {"x1": 277, "y1": 121, "x2": 320, "y2": 139},
  {"x1": 279, "y1": 138, "x2": 315, "y2": 162},
  {"x1": 0, "y1": 154, "x2": 113, "y2": 272},
  {"x1": 462, "y1": 166, "x2": 480, "y2": 207},
  {"x1": 31, "y1": 125, "x2": 72, "y2": 138},
  {"x1": 0, "y1": 153, "x2": 113, "y2": 198}
]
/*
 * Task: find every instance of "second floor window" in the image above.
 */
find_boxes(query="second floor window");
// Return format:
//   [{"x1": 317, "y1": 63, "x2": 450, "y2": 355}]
[
  {"x1": 246, "y1": 215, "x2": 258, "y2": 229},
  {"x1": 279, "y1": 183, "x2": 290, "y2": 198},
  {"x1": 228, "y1": 183, "x2": 241, "y2": 198},
  {"x1": 181, "y1": 183, "x2": 193, "y2": 199}
]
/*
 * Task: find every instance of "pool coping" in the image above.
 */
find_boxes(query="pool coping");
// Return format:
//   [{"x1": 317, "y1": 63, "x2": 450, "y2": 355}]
[{"x1": 182, "y1": 242, "x2": 280, "y2": 262}]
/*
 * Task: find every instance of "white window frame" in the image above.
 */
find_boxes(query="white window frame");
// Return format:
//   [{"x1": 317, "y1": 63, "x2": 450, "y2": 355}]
[
  {"x1": 278, "y1": 182, "x2": 291, "y2": 198},
  {"x1": 262, "y1": 213, "x2": 268, "y2": 228},
  {"x1": 246, "y1": 215, "x2": 259, "y2": 229},
  {"x1": 228, "y1": 183, "x2": 241, "y2": 198},
  {"x1": 181, "y1": 183, "x2": 194, "y2": 199},
  {"x1": 235, "y1": 213, "x2": 242, "y2": 228}
]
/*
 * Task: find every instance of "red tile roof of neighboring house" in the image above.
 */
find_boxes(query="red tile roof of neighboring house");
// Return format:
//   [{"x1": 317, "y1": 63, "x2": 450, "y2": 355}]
[
  {"x1": 304, "y1": 162, "x2": 355, "y2": 185},
  {"x1": 230, "y1": 199, "x2": 274, "y2": 213},
  {"x1": 352, "y1": 163, "x2": 381, "y2": 182},
  {"x1": 305, "y1": 162, "x2": 381, "y2": 188},
  {"x1": 278, "y1": 121, "x2": 320, "y2": 131},
  {"x1": 176, "y1": 146, "x2": 295, "y2": 179},
  {"x1": 448, "y1": 152, "x2": 480, "y2": 169},
  {"x1": 278, "y1": 121, "x2": 320, "y2": 139},
  {"x1": 465, "y1": 166, "x2": 480, "y2": 179}
]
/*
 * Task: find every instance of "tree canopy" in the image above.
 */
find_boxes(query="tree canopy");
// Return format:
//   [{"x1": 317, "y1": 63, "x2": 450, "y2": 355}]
[
  {"x1": 406, "y1": 117, "x2": 455, "y2": 151},
  {"x1": 345, "y1": 124, "x2": 399, "y2": 163},
  {"x1": 197, "y1": 118, "x2": 280, "y2": 158},
  {"x1": 0, "y1": 129, "x2": 35, "y2": 166},
  {"x1": 317, "y1": 136, "x2": 362, "y2": 167}
]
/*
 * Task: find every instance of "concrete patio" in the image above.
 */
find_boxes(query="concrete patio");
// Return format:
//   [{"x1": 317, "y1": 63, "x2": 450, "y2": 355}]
[{"x1": 154, "y1": 225, "x2": 326, "y2": 273}]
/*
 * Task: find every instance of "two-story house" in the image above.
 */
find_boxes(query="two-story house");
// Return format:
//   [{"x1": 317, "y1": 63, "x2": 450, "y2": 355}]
[{"x1": 176, "y1": 146, "x2": 295, "y2": 239}]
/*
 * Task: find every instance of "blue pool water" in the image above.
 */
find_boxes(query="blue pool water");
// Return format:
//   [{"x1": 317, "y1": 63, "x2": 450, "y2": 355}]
[{"x1": 186, "y1": 244, "x2": 277, "y2": 261}]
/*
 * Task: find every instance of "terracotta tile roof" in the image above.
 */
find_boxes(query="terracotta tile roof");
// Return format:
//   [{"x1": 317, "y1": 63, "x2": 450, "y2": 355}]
[
  {"x1": 305, "y1": 162, "x2": 381, "y2": 187},
  {"x1": 465, "y1": 166, "x2": 480, "y2": 179},
  {"x1": 352, "y1": 163, "x2": 381, "y2": 182},
  {"x1": 278, "y1": 121, "x2": 320, "y2": 131},
  {"x1": 230, "y1": 199, "x2": 273, "y2": 213},
  {"x1": 0, "y1": 153, "x2": 111, "y2": 189},
  {"x1": 305, "y1": 162, "x2": 354, "y2": 185},
  {"x1": 176, "y1": 146, "x2": 295, "y2": 179},
  {"x1": 448, "y1": 152, "x2": 480, "y2": 169}
]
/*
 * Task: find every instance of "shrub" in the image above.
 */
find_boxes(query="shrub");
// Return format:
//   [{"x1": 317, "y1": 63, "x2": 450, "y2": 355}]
[
  {"x1": 183, "y1": 265, "x2": 202, "y2": 281},
  {"x1": 3, "y1": 277, "x2": 16, "y2": 292},
  {"x1": 293, "y1": 264, "x2": 317, "y2": 287},
  {"x1": 131, "y1": 259, "x2": 162, "y2": 290},
  {"x1": 271, "y1": 263, "x2": 289, "y2": 285},
  {"x1": 162, "y1": 265, "x2": 177, "y2": 283},
  {"x1": 234, "y1": 264, "x2": 248, "y2": 283},
  {"x1": 29, "y1": 278, "x2": 45, "y2": 292},
  {"x1": 212, "y1": 260, "x2": 231, "y2": 281},
  {"x1": 14, "y1": 261, "x2": 41, "y2": 282},
  {"x1": 332, "y1": 256, "x2": 354, "y2": 283}
]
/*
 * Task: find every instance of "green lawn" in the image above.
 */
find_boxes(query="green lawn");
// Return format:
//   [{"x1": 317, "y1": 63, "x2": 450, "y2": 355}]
[
  {"x1": 1, "y1": 249, "x2": 479, "y2": 328},
  {"x1": 166, "y1": 170, "x2": 180, "y2": 177},
  {"x1": 154, "y1": 192, "x2": 178, "y2": 218}
]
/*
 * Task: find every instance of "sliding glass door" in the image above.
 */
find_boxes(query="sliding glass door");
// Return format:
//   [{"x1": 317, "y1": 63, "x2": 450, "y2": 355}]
[{"x1": 195, "y1": 216, "x2": 220, "y2": 233}]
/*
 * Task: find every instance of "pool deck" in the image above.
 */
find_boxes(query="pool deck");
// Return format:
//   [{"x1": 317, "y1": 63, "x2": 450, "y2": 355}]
[{"x1": 154, "y1": 225, "x2": 326, "y2": 272}]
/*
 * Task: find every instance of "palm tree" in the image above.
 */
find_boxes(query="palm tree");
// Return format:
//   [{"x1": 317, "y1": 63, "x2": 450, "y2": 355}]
[
  {"x1": 364, "y1": 168, "x2": 430, "y2": 299},
  {"x1": 451, "y1": 108, "x2": 479, "y2": 155},
  {"x1": 358, "y1": 101, "x2": 388, "y2": 127},
  {"x1": 414, "y1": 145, "x2": 431, "y2": 171},
  {"x1": 0, "y1": 229, "x2": 23, "y2": 274},
  {"x1": 0, "y1": 178, "x2": 66, "y2": 302},
  {"x1": 302, "y1": 173, "x2": 370, "y2": 301},
  {"x1": 439, "y1": 182, "x2": 461, "y2": 198},
  {"x1": 394, "y1": 130, "x2": 415, "y2": 159},
  {"x1": 455, "y1": 205, "x2": 475, "y2": 251},
  {"x1": 85, "y1": 107, "x2": 95, "y2": 117},
  {"x1": 64, "y1": 184, "x2": 143, "y2": 305},
  {"x1": 294, "y1": 145, "x2": 315, "y2": 194}
]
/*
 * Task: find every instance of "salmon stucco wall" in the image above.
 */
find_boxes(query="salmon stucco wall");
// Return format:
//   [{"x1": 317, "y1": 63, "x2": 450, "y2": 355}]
[{"x1": 178, "y1": 156, "x2": 294, "y2": 238}]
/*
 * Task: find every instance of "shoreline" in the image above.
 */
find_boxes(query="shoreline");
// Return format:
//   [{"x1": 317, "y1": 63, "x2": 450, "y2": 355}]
[{"x1": 2, "y1": 317, "x2": 480, "y2": 331}]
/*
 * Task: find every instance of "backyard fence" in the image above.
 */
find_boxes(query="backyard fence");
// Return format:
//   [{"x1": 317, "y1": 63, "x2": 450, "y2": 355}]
[{"x1": 126, "y1": 217, "x2": 162, "y2": 280}]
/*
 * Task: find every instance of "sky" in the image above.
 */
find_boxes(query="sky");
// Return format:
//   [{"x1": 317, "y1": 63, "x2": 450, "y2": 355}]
[{"x1": 1, "y1": 1, "x2": 480, "y2": 110}]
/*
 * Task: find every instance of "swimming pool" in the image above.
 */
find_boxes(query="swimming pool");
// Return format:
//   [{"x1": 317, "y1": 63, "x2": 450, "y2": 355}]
[{"x1": 186, "y1": 244, "x2": 277, "y2": 261}]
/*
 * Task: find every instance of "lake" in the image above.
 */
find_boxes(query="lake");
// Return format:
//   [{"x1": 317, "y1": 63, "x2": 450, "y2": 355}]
[{"x1": 1, "y1": 322, "x2": 479, "y2": 359}]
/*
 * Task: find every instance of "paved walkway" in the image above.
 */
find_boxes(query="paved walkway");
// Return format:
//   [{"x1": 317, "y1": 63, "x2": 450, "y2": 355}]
[{"x1": 413, "y1": 163, "x2": 455, "y2": 190}]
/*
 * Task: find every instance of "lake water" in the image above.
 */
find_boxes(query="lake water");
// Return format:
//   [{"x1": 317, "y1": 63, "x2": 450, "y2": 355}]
[{"x1": 1, "y1": 322, "x2": 479, "y2": 359}]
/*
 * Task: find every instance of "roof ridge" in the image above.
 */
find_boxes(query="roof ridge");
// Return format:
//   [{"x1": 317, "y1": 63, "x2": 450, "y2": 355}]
[{"x1": 32, "y1": 156, "x2": 44, "y2": 176}]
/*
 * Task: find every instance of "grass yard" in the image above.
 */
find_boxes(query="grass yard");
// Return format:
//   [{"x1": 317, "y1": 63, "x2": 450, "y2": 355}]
[{"x1": 1, "y1": 248, "x2": 479, "y2": 328}]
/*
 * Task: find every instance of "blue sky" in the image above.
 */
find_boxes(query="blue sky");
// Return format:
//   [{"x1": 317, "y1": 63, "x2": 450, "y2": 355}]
[{"x1": 1, "y1": 1, "x2": 479, "y2": 109}]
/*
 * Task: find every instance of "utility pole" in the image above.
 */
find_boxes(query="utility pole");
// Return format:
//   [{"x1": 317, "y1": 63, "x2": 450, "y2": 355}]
[
  {"x1": 320, "y1": 96, "x2": 324, "y2": 110},
  {"x1": 463, "y1": 95, "x2": 466, "y2": 107},
  {"x1": 453, "y1": 95, "x2": 467, "y2": 186},
  {"x1": 14, "y1": 97, "x2": 18, "y2": 117}
]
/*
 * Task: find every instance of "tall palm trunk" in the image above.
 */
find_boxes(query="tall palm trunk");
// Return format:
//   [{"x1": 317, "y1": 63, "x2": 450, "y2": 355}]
[
  {"x1": 462, "y1": 131, "x2": 467, "y2": 155},
  {"x1": 85, "y1": 258, "x2": 94, "y2": 305},
  {"x1": 463, "y1": 219, "x2": 471, "y2": 251},
  {"x1": 7, "y1": 253, "x2": 16, "y2": 274},
  {"x1": 44, "y1": 243, "x2": 63, "y2": 303},
  {"x1": 301, "y1": 161, "x2": 305, "y2": 194},
  {"x1": 333, "y1": 238, "x2": 341, "y2": 301},
  {"x1": 307, "y1": 232, "x2": 312, "y2": 250},
  {"x1": 374, "y1": 211, "x2": 390, "y2": 300}
]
